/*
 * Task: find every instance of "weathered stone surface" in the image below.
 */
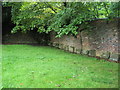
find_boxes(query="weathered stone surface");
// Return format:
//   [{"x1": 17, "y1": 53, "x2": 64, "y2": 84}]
[
  {"x1": 54, "y1": 43, "x2": 57, "y2": 47},
  {"x1": 63, "y1": 45, "x2": 68, "y2": 51},
  {"x1": 63, "y1": 45, "x2": 66, "y2": 50},
  {"x1": 82, "y1": 50, "x2": 89, "y2": 55},
  {"x1": 56, "y1": 43, "x2": 59, "y2": 48},
  {"x1": 73, "y1": 47, "x2": 75, "y2": 53},
  {"x1": 59, "y1": 44, "x2": 63, "y2": 49},
  {"x1": 75, "y1": 49, "x2": 81, "y2": 54},
  {"x1": 88, "y1": 50, "x2": 96, "y2": 56},
  {"x1": 59, "y1": 44, "x2": 62, "y2": 49},
  {"x1": 100, "y1": 52, "x2": 110, "y2": 59},
  {"x1": 48, "y1": 42, "x2": 51, "y2": 46},
  {"x1": 54, "y1": 43, "x2": 58, "y2": 48},
  {"x1": 58, "y1": 44, "x2": 60, "y2": 49},
  {"x1": 52, "y1": 42, "x2": 55, "y2": 46},
  {"x1": 49, "y1": 19, "x2": 119, "y2": 62},
  {"x1": 110, "y1": 54, "x2": 120, "y2": 61},
  {"x1": 66, "y1": 45, "x2": 69, "y2": 51},
  {"x1": 69, "y1": 46, "x2": 74, "y2": 53},
  {"x1": 53, "y1": 42, "x2": 56, "y2": 47},
  {"x1": 61, "y1": 44, "x2": 64, "y2": 49}
]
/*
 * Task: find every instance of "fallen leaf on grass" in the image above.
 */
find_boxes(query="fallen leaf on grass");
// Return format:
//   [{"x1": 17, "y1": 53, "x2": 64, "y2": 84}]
[
  {"x1": 68, "y1": 78, "x2": 73, "y2": 80},
  {"x1": 20, "y1": 83, "x2": 23, "y2": 85}
]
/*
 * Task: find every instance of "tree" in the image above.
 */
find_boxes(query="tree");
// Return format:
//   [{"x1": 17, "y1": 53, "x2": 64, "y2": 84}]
[{"x1": 2, "y1": 2, "x2": 120, "y2": 37}]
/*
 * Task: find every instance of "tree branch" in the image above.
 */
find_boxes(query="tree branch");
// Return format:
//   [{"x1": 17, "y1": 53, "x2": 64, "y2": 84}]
[{"x1": 44, "y1": 2, "x2": 57, "y2": 13}]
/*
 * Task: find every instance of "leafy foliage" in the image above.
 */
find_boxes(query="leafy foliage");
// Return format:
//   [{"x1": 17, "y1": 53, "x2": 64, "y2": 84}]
[
  {"x1": 109, "y1": 2, "x2": 120, "y2": 17},
  {"x1": 2, "y1": 2, "x2": 120, "y2": 37}
]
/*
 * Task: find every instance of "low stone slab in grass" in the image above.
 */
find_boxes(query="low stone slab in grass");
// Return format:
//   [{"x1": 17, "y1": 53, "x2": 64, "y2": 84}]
[
  {"x1": 82, "y1": 50, "x2": 89, "y2": 55},
  {"x1": 88, "y1": 50, "x2": 96, "y2": 56},
  {"x1": 110, "y1": 53, "x2": 120, "y2": 61},
  {"x1": 69, "y1": 46, "x2": 75, "y2": 53},
  {"x1": 100, "y1": 52, "x2": 110, "y2": 59}
]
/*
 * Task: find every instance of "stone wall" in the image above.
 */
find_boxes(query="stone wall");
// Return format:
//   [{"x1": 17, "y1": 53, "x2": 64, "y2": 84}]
[
  {"x1": 2, "y1": 32, "x2": 38, "y2": 44},
  {"x1": 2, "y1": 7, "x2": 49, "y2": 45},
  {"x1": 49, "y1": 18, "x2": 120, "y2": 62}
]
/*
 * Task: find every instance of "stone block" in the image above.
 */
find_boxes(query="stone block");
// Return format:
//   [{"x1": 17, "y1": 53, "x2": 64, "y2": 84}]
[
  {"x1": 62, "y1": 45, "x2": 66, "y2": 50},
  {"x1": 58, "y1": 44, "x2": 61, "y2": 48},
  {"x1": 54, "y1": 43, "x2": 58, "y2": 48},
  {"x1": 69, "y1": 46, "x2": 75, "y2": 53},
  {"x1": 64, "y1": 45, "x2": 66, "y2": 50},
  {"x1": 66, "y1": 45, "x2": 69, "y2": 51},
  {"x1": 88, "y1": 50, "x2": 96, "y2": 56},
  {"x1": 61, "y1": 44, "x2": 64, "y2": 49},
  {"x1": 75, "y1": 49, "x2": 81, "y2": 54},
  {"x1": 53, "y1": 42, "x2": 56, "y2": 46},
  {"x1": 73, "y1": 47, "x2": 75, "y2": 53},
  {"x1": 63, "y1": 45, "x2": 67, "y2": 51},
  {"x1": 56, "y1": 43, "x2": 59, "y2": 48},
  {"x1": 100, "y1": 52, "x2": 110, "y2": 59},
  {"x1": 82, "y1": 50, "x2": 89, "y2": 55},
  {"x1": 59, "y1": 44, "x2": 63, "y2": 49},
  {"x1": 110, "y1": 54, "x2": 120, "y2": 61},
  {"x1": 54, "y1": 43, "x2": 57, "y2": 47}
]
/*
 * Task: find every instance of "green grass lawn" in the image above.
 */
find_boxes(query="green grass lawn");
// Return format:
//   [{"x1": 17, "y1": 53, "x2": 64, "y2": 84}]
[{"x1": 2, "y1": 45, "x2": 118, "y2": 88}]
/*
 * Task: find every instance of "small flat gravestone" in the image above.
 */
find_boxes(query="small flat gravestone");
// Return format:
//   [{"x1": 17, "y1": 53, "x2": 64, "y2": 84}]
[
  {"x1": 110, "y1": 53, "x2": 120, "y2": 61},
  {"x1": 88, "y1": 50, "x2": 96, "y2": 56},
  {"x1": 100, "y1": 52, "x2": 110, "y2": 59},
  {"x1": 82, "y1": 50, "x2": 89, "y2": 55}
]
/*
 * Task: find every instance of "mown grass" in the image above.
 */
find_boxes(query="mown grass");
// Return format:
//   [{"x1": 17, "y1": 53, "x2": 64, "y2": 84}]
[{"x1": 2, "y1": 45, "x2": 118, "y2": 88}]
